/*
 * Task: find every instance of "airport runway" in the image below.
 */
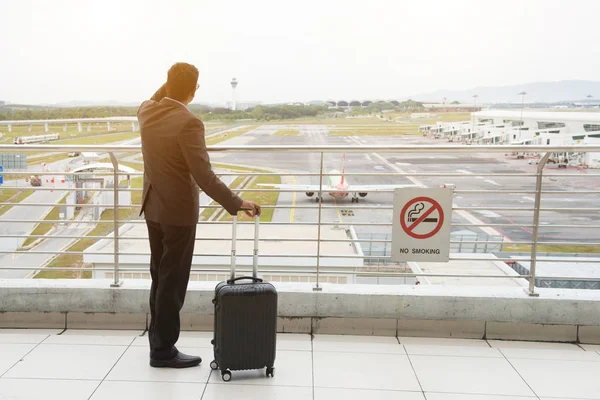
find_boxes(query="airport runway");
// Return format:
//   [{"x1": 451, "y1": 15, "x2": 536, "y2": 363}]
[{"x1": 212, "y1": 124, "x2": 600, "y2": 246}]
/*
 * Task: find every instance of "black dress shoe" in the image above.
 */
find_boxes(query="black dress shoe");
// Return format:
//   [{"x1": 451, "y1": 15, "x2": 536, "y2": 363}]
[{"x1": 150, "y1": 351, "x2": 202, "y2": 368}]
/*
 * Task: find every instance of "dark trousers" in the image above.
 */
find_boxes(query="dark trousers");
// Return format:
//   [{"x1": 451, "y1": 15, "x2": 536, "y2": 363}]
[{"x1": 146, "y1": 220, "x2": 197, "y2": 360}]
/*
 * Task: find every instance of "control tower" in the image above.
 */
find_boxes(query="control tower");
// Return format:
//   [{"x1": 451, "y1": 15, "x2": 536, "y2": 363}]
[{"x1": 230, "y1": 78, "x2": 238, "y2": 111}]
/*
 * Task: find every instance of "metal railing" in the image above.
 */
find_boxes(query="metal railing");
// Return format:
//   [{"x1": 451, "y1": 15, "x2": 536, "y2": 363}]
[{"x1": 0, "y1": 143, "x2": 599, "y2": 296}]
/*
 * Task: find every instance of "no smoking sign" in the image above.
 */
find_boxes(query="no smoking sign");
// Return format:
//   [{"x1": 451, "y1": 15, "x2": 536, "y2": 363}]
[{"x1": 392, "y1": 188, "x2": 453, "y2": 262}]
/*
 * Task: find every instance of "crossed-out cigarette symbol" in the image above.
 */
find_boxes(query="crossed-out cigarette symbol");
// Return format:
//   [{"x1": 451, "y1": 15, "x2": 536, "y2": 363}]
[{"x1": 407, "y1": 202, "x2": 439, "y2": 223}]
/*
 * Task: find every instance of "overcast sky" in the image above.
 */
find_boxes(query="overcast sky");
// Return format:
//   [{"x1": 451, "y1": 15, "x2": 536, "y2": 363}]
[{"x1": 2, "y1": 0, "x2": 599, "y2": 105}]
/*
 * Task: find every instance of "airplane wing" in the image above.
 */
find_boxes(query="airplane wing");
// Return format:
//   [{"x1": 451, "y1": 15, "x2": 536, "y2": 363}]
[
  {"x1": 256, "y1": 183, "x2": 336, "y2": 191},
  {"x1": 257, "y1": 183, "x2": 421, "y2": 192},
  {"x1": 348, "y1": 184, "x2": 422, "y2": 192}
]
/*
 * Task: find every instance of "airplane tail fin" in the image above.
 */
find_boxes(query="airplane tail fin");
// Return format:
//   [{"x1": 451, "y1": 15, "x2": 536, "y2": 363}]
[{"x1": 341, "y1": 153, "x2": 346, "y2": 185}]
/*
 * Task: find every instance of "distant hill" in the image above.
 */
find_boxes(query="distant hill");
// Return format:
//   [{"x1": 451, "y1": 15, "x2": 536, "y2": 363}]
[{"x1": 409, "y1": 80, "x2": 600, "y2": 104}]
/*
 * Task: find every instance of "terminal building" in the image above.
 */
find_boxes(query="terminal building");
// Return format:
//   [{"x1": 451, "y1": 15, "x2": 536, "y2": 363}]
[{"x1": 421, "y1": 110, "x2": 600, "y2": 167}]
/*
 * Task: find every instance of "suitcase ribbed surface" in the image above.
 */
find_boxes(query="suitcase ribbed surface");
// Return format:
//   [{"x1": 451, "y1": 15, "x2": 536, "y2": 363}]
[{"x1": 213, "y1": 280, "x2": 277, "y2": 371}]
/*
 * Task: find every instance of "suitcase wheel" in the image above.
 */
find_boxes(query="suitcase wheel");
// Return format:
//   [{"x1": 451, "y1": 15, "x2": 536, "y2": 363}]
[
  {"x1": 221, "y1": 369, "x2": 232, "y2": 382},
  {"x1": 210, "y1": 360, "x2": 219, "y2": 371},
  {"x1": 266, "y1": 367, "x2": 275, "y2": 378}
]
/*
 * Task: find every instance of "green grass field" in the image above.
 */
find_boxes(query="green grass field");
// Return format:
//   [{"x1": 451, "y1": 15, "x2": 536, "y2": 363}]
[
  {"x1": 199, "y1": 175, "x2": 247, "y2": 221},
  {"x1": 503, "y1": 243, "x2": 600, "y2": 254},
  {"x1": 198, "y1": 163, "x2": 280, "y2": 223},
  {"x1": 27, "y1": 153, "x2": 71, "y2": 165},
  {"x1": 55, "y1": 131, "x2": 139, "y2": 145},
  {"x1": 117, "y1": 161, "x2": 144, "y2": 172},
  {"x1": 130, "y1": 176, "x2": 143, "y2": 205},
  {"x1": 219, "y1": 174, "x2": 279, "y2": 223}
]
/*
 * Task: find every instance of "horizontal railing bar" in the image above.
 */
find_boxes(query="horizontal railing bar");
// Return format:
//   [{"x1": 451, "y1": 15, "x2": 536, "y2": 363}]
[
  {"x1": 0, "y1": 234, "x2": 534, "y2": 246},
  {"x1": 2, "y1": 218, "x2": 598, "y2": 230},
  {"x1": 3, "y1": 202, "x2": 599, "y2": 213},
  {"x1": 0, "y1": 219, "x2": 537, "y2": 228},
  {"x1": 0, "y1": 187, "x2": 141, "y2": 192},
  {"x1": 3, "y1": 187, "x2": 599, "y2": 197},
  {"x1": 2, "y1": 144, "x2": 599, "y2": 153},
  {"x1": 4, "y1": 250, "x2": 598, "y2": 262},
  {"x1": 0, "y1": 250, "x2": 526, "y2": 260},
  {"x1": 11, "y1": 169, "x2": 592, "y2": 179},
  {"x1": 0, "y1": 250, "x2": 400, "y2": 258},
  {"x1": 214, "y1": 172, "x2": 540, "y2": 178},
  {"x1": 6, "y1": 233, "x2": 599, "y2": 247},
  {"x1": 2, "y1": 172, "x2": 142, "y2": 176},
  {"x1": 539, "y1": 191, "x2": 600, "y2": 195},
  {"x1": 0, "y1": 219, "x2": 137, "y2": 224},
  {"x1": 0, "y1": 219, "x2": 385, "y2": 226},
  {"x1": 0, "y1": 266, "x2": 535, "y2": 279},
  {"x1": 451, "y1": 257, "x2": 600, "y2": 262},
  {"x1": 538, "y1": 208, "x2": 600, "y2": 212},
  {"x1": 538, "y1": 224, "x2": 600, "y2": 229},
  {"x1": 8, "y1": 264, "x2": 600, "y2": 282},
  {"x1": 0, "y1": 170, "x2": 541, "y2": 178},
  {"x1": 454, "y1": 190, "x2": 537, "y2": 194},
  {"x1": 455, "y1": 190, "x2": 600, "y2": 195},
  {"x1": 0, "y1": 203, "x2": 142, "y2": 208},
  {"x1": 7, "y1": 169, "x2": 598, "y2": 178},
  {"x1": 0, "y1": 232, "x2": 502, "y2": 245},
  {"x1": 535, "y1": 241, "x2": 600, "y2": 246}
]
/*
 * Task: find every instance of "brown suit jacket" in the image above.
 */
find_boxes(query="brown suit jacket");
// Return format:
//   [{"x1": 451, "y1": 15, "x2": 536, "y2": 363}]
[{"x1": 138, "y1": 88, "x2": 242, "y2": 226}]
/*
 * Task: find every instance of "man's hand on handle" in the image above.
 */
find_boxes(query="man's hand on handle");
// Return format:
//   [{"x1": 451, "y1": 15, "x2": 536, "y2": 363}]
[{"x1": 240, "y1": 200, "x2": 261, "y2": 218}]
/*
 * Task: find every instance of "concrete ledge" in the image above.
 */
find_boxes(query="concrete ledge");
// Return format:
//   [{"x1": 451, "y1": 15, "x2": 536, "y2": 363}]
[
  {"x1": 486, "y1": 321, "x2": 577, "y2": 342},
  {"x1": 578, "y1": 326, "x2": 600, "y2": 344},
  {"x1": 398, "y1": 319, "x2": 485, "y2": 339},
  {"x1": 2, "y1": 279, "x2": 600, "y2": 341},
  {"x1": 67, "y1": 312, "x2": 147, "y2": 330},
  {"x1": 312, "y1": 317, "x2": 397, "y2": 336},
  {"x1": 0, "y1": 312, "x2": 66, "y2": 329},
  {"x1": 278, "y1": 317, "x2": 311, "y2": 334}
]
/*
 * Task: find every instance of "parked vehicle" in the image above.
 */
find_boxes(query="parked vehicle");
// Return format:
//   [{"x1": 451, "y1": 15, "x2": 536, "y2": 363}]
[{"x1": 29, "y1": 175, "x2": 42, "y2": 187}]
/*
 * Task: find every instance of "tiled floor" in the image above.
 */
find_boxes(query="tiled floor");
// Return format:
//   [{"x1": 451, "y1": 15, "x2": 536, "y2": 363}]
[{"x1": 1, "y1": 329, "x2": 600, "y2": 399}]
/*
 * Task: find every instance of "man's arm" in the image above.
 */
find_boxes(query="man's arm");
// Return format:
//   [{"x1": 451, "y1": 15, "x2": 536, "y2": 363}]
[
  {"x1": 178, "y1": 118, "x2": 244, "y2": 215},
  {"x1": 137, "y1": 83, "x2": 167, "y2": 117},
  {"x1": 150, "y1": 83, "x2": 167, "y2": 102}
]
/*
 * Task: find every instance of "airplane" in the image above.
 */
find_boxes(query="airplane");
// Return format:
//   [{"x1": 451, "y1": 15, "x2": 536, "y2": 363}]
[{"x1": 258, "y1": 154, "x2": 420, "y2": 203}]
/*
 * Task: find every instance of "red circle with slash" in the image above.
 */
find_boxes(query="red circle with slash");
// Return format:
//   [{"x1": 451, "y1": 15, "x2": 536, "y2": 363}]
[{"x1": 400, "y1": 197, "x2": 444, "y2": 239}]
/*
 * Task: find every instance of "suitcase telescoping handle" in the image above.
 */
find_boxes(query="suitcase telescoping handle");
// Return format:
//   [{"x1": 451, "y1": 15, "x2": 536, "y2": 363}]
[
  {"x1": 229, "y1": 214, "x2": 260, "y2": 282},
  {"x1": 227, "y1": 276, "x2": 263, "y2": 284}
]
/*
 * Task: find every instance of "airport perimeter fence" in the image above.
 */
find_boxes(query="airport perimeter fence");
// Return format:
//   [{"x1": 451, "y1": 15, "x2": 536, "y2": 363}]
[{"x1": 0, "y1": 143, "x2": 599, "y2": 296}]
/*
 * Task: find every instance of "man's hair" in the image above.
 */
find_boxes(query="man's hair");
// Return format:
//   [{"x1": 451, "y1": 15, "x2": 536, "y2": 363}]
[{"x1": 166, "y1": 62, "x2": 199, "y2": 102}]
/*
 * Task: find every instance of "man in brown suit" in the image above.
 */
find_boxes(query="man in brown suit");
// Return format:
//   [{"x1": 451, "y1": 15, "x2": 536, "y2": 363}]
[{"x1": 138, "y1": 62, "x2": 260, "y2": 368}]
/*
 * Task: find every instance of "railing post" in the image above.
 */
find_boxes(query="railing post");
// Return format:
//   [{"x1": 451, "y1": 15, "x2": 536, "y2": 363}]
[
  {"x1": 314, "y1": 152, "x2": 324, "y2": 291},
  {"x1": 108, "y1": 152, "x2": 122, "y2": 287},
  {"x1": 527, "y1": 151, "x2": 551, "y2": 297}
]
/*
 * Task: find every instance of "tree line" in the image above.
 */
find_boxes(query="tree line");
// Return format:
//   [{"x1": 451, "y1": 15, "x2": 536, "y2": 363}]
[{"x1": 0, "y1": 100, "x2": 425, "y2": 122}]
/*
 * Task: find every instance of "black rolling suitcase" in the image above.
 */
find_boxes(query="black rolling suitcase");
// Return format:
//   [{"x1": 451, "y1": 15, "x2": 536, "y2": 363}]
[{"x1": 210, "y1": 215, "x2": 277, "y2": 382}]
